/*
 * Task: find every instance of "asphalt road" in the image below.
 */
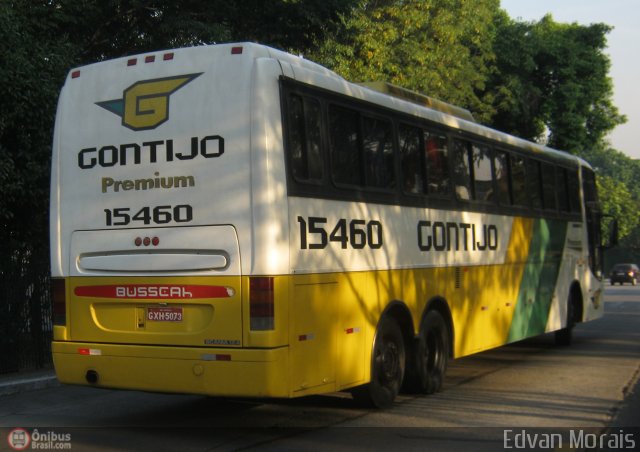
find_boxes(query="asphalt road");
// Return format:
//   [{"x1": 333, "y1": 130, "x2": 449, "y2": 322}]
[{"x1": 1, "y1": 285, "x2": 639, "y2": 451}]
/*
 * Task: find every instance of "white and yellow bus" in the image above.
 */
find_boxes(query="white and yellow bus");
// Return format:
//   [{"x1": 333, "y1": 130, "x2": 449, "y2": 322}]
[{"x1": 50, "y1": 43, "x2": 606, "y2": 408}]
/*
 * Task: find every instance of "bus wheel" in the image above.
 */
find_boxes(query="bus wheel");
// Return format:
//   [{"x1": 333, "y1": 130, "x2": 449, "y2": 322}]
[
  {"x1": 351, "y1": 316, "x2": 405, "y2": 409},
  {"x1": 406, "y1": 310, "x2": 449, "y2": 394},
  {"x1": 555, "y1": 290, "x2": 577, "y2": 346}
]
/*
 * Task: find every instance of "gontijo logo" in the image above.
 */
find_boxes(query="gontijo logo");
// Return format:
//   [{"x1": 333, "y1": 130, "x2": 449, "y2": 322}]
[{"x1": 96, "y1": 73, "x2": 202, "y2": 131}]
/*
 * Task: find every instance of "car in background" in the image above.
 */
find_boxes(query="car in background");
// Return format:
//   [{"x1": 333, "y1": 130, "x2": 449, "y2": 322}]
[{"x1": 609, "y1": 263, "x2": 640, "y2": 285}]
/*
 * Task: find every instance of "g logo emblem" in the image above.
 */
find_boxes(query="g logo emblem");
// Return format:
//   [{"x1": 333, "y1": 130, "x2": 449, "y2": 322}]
[{"x1": 96, "y1": 73, "x2": 202, "y2": 131}]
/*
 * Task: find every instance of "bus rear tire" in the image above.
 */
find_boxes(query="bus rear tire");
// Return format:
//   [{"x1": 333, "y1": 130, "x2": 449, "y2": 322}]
[
  {"x1": 351, "y1": 316, "x2": 405, "y2": 409},
  {"x1": 555, "y1": 288, "x2": 579, "y2": 346},
  {"x1": 404, "y1": 310, "x2": 449, "y2": 394}
]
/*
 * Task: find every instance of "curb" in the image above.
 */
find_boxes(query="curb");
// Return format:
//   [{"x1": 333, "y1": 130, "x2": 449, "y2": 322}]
[{"x1": 0, "y1": 372, "x2": 59, "y2": 397}]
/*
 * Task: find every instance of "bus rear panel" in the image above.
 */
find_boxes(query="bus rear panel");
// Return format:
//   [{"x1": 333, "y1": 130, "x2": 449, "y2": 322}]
[{"x1": 51, "y1": 43, "x2": 298, "y2": 397}]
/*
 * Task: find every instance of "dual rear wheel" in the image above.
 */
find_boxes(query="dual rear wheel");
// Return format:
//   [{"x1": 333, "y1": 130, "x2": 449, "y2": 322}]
[{"x1": 352, "y1": 310, "x2": 450, "y2": 408}]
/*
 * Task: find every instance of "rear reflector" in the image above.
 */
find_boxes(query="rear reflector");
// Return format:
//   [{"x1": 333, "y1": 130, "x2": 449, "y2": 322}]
[
  {"x1": 231, "y1": 46, "x2": 243, "y2": 55},
  {"x1": 249, "y1": 277, "x2": 274, "y2": 330},
  {"x1": 71, "y1": 70, "x2": 81, "y2": 79},
  {"x1": 201, "y1": 354, "x2": 231, "y2": 361},
  {"x1": 51, "y1": 278, "x2": 66, "y2": 326}
]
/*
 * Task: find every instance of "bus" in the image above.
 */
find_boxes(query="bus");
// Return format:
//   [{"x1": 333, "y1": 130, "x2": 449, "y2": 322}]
[{"x1": 50, "y1": 42, "x2": 607, "y2": 408}]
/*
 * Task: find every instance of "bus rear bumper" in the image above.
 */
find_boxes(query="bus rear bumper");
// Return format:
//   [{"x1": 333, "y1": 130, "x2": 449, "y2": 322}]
[{"x1": 52, "y1": 341, "x2": 290, "y2": 398}]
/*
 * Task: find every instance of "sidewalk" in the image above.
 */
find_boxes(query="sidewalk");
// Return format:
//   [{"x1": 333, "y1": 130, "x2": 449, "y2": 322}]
[
  {"x1": 0, "y1": 369, "x2": 58, "y2": 397},
  {"x1": 609, "y1": 372, "x2": 640, "y2": 428}
]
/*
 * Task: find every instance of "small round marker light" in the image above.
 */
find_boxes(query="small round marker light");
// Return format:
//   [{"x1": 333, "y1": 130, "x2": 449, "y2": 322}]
[
  {"x1": 134, "y1": 237, "x2": 142, "y2": 247},
  {"x1": 143, "y1": 237, "x2": 151, "y2": 246},
  {"x1": 152, "y1": 237, "x2": 160, "y2": 246}
]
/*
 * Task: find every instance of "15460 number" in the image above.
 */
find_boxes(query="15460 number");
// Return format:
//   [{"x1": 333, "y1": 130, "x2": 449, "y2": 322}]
[
  {"x1": 297, "y1": 216, "x2": 383, "y2": 250},
  {"x1": 104, "y1": 204, "x2": 193, "y2": 226}
]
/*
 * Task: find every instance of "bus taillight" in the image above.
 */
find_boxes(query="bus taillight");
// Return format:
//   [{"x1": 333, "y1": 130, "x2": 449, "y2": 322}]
[
  {"x1": 249, "y1": 277, "x2": 274, "y2": 331},
  {"x1": 52, "y1": 278, "x2": 66, "y2": 326}
]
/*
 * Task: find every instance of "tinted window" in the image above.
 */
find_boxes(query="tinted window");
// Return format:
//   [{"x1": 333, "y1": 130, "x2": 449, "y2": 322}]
[
  {"x1": 494, "y1": 150, "x2": 511, "y2": 205},
  {"x1": 453, "y1": 140, "x2": 472, "y2": 200},
  {"x1": 425, "y1": 132, "x2": 450, "y2": 197},
  {"x1": 568, "y1": 170, "x2": 581, "y2": 212},
  {"x1": 541, "y1": 162, "x2": 557, "y2": 210},
  {"x1": 363, "y1": 116, "x2": 395, "y2": 190},
  {"x1": 424, "y1": 132, "x2": 451, "y2": 196},
  {"x1": 527, "y1": 159, "x2": 543, "y2": 209},
  {"x1": 510, "y1": 155, "x2": 527, "y2": 206},
  {"x1": 329, "y1": 105, "x2": 361, "y2": 186},
  {"x1": 556, "y1": 168, "x2": 569, "y2": 212},
  {"x1": 399, "y1": 124, "x2": 423, "y2": 194},
  {"x1": 472, "y1": 144, "x2": 493, "y2": 202},
  {"x1": 288, "y1": 94, "x2": 323, "y2": 182},
  {"x1": 583, "y1": 168, "x2": 598, "y2": 203}
]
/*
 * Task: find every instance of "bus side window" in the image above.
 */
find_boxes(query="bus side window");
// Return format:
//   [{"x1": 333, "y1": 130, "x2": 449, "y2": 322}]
[
  {"x1": 527, "y1": 159, "x2": 543, "y2": 209},
  {"x1": 556, "y1": 168, "x2": 570, "y2": 212},
  {"x1": 541, "y1": 162, "x2": 557, "y2": 210},
  {"x1": 567, "y1": 170, "x2": 581, "y2": 212},
  {"x1": 425, "y1": 131, "x2": 450, "y2": 197},
  {"x1": 510, "y1": 155, "x2": 528, "y2": 206},
  {"x1": 363, "y1": 116, "x2": 395, "y2": 190},
  {"x1": 472, "y1": 143, "x2": 493, "y2": 202},
  {"x1": 399, "y1": 124, "x2": 424, "y2": 195},
  {"x1": 288, "y1": 94, "x2": 324, "y2": 183},
  {"x1": 452, "y1": 139, "x2": 472, "y2": 200},
  {"x1": 494, "y1": 150, "x2": 511, "y2": 205},
  {"x1": 582, "y1": 167, "x2": 602, "y2": 275},
  {"x1": 329, "y1": 105, "x2": 362, "y2": 186}
]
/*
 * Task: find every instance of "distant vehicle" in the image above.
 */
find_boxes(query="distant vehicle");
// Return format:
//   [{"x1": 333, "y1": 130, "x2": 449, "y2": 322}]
[{"x1": 609, "y1": 263, "x2": 640, "y2": 285}]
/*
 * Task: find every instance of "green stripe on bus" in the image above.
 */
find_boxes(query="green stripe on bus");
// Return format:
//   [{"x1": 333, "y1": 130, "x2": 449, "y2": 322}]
[{"x1": 507, "y1": 219, "x2": 567, "y2": 342}]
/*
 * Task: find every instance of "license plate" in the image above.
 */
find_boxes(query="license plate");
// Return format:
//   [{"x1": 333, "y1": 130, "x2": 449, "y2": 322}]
[{"x1": 147, "y1": 306, "x2": 183, "y2": 322}]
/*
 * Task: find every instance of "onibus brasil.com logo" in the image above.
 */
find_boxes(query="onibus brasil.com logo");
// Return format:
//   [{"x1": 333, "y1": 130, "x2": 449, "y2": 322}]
[
  {"x1": 7, "y1": 428, "x2": 72, "y2": 450},
  {"x1": 96, "y1": 73, "x2": 202, "y2": 131}
]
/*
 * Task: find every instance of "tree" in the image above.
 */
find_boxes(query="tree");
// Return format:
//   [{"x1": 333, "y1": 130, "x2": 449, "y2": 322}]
[
  {"x1": 489, "y1": 14, "x2": 626, "y2": 153},
  {"x1": 311, "y1": 0, "x2": 501, "y2": 123},
  {"x1": 0, "y1": 0, "x2": 355, "y2": 248},
  {"x1": 0, "y1": 2, "x2": 75, "y2": 249},
  {"x1": 597, "y1": 175, "x2": 640, "y2": 240},
  {"x1": 37, "y1": 0, "x2": 355, "y2": 62}
]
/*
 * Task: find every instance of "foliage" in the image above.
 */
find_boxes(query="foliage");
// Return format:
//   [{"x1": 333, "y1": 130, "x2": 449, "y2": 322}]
[
  {"x1": 32, "y1": 0, "x2": 354, "y2": 62},
  {"x1": 489, "y1": 14, "x2": 626, "y2": 153},
  {"x1": 0, "y1": 0, "x2": 355, "y2": 249},
  {"x1": 0, "y1": 0, "x2": 637, "y2": 254},
  {"x1": 311, "y1": 0, "x2": 501, "y2": 123},
  {"x1": 0, "y1": 2, "x2": 75, "y2": 248},
  {"x1": 597, "y1": 176, "x2": 640, "y2": 240}
]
